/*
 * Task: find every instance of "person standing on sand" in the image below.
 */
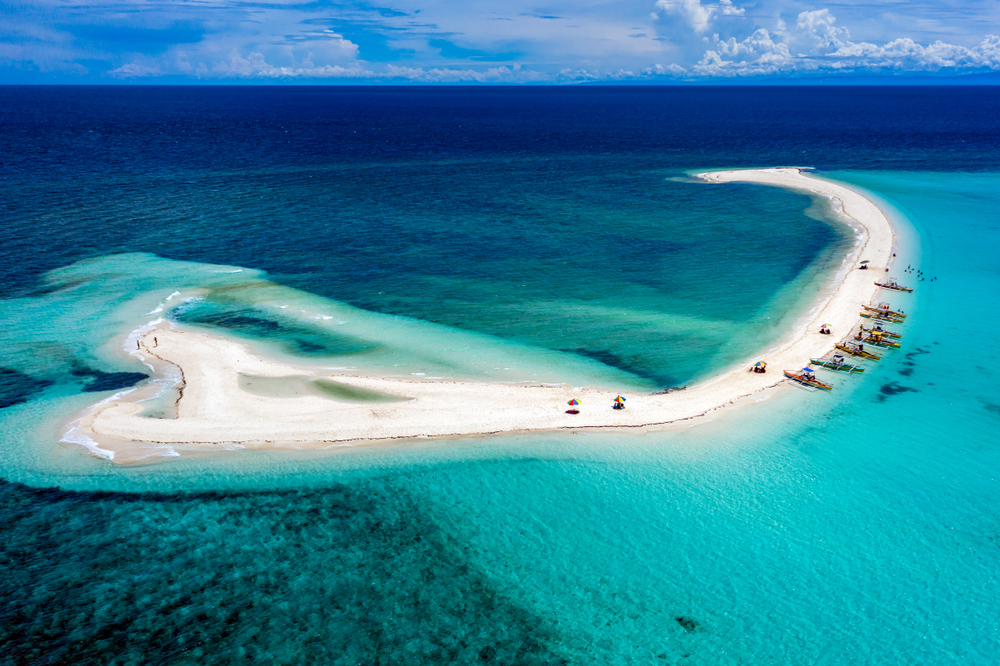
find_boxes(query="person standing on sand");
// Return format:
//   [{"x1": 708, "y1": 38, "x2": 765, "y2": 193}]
[{"x1": 154, "y1": 337, "x2": 158, "y2": 347}]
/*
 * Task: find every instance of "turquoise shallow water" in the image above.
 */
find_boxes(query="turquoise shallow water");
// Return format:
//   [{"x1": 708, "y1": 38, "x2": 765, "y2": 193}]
[
  {"x1": 4, "y1": 84, "x2": 1000, "y2": 663},
  {"x1": 2, "y1": 171, "x2": 998, "y2": 664}
]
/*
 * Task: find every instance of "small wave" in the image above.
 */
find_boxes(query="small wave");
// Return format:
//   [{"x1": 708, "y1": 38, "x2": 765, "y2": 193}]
[
  {"x1": 60, "y1": 386, "x2": 138, "y2": 461},
  {"x1": 146, "y1": 290, "x2": 185, "y2": 315},
  {"x1": 60, "y1": 425, "x2": 115, "y2": 461},
  {"x1": 213, "y1": 269, "x2": 243, "y2": 274},
  {"x1": 124, "y1": 318, "x2": 165, "y2": 356},
  {"x1": 132, "y1": 445, "x2": 181, "y2": 460}
]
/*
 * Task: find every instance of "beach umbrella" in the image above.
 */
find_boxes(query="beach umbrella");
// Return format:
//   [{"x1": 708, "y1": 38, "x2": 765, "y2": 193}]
[
  {"x1": 860, "y1": 260, "x2": 870, "y2": 264},
  {"x1": 614, "y1": 396, "x2": 625, "y2": 404},
  {"x1": 568, "y1": 399, "x2": 580, "y2": 406}
]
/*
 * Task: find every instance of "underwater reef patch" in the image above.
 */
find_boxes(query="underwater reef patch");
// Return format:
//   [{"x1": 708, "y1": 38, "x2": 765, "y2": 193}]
[
  {"x1": 171, "y1": 304, "x2": 377, "y2": 358},
  {"x1": 0, "y1": 477, "x2": 569, "y2": 665},
  {"x1": 0, "y1": 367, "x2": 55, "y2": 409},
  {"x1": 70, "y1": 365, "x2": 149, "y2": 393},
  {"x1": 562, "y1": 347, "x2": 677, "y2": 388},
  {"x1": 875, "y1": 382, "x2": 918, "y2": 402},
  {"x1": 675, "y1": 616, "x2": 700, "y2": 632}
]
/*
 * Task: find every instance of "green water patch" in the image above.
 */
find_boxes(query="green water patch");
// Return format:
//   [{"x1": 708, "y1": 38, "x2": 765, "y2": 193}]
[
  {"x1": 313, "y1": 379, "x2": 410, "y2": 403},
  {"x1": 238, "y1": 374, "x2": 410, "y2": 403}
]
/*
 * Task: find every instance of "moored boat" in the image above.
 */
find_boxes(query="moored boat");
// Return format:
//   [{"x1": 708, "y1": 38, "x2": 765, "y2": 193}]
[
  {"x1": 810, "y1": 355, "x2": 865, "y2": 373},
  {"x1": 835, "y1": 342, "x2": 883, "y2": 360},
  {"x1": 784, "y1": 368, "x2": 833, "y2": 391},
  {"x1": 860, "y1": 323, "x2": 902, "y2": 339},
  {"x1": 874, "y1": 277, "x2": 914, "y2": 292},
  {"x1": 854, "y1": 332, "x2": 901, "y2": 349},
  {"x1": 860, "y1": 311, "x2": 904, "y2": 324},
  {"x1": 862, "y1": 302, "x2": 907, "y2": 318}
]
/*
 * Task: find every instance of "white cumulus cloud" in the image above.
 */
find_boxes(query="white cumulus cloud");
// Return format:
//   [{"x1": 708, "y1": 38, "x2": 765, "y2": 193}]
[
  {"x1": 653, "y1": 0, "x2": 744, "y2": 34},
  {"x1": 786, "y1": 9, "x2": 850, "y2": 53},
  {"x1": 692, "y1": 9, "x2": 1000, "y2": 77},
  {"x1": 109, "y1": 63, "x2": 163, "y2": 78}
]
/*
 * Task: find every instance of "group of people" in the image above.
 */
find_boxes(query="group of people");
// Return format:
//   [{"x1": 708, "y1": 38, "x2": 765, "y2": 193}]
[
  {"x1": 905, "y1": 265, "x2": 935, "y2": 282},
  {"x1": 819, "y1": 326, "x2": 832, "y2": 335},
  {"x1": 750, "y1": 362, "x2": 767, "y2": 374}
]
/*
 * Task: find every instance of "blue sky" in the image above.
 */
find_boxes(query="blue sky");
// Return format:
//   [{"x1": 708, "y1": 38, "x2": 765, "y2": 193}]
[{"x1": 1, "y1": 0, "x2": 998, "y2": 83}]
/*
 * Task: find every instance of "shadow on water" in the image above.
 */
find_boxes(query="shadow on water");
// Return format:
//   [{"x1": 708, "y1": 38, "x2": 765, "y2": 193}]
[{"x1": 0, "y1": 478, "x2": 569, "y2": 665}]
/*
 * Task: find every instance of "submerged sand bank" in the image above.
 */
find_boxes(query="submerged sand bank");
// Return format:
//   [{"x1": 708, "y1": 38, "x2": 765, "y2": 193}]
[{"x1": 78, "y1": 168, "x2": 897, "y2": 462}]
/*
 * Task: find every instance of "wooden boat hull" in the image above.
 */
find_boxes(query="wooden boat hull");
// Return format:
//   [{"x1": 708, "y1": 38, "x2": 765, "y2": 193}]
[
  {"x1": 875, "y1": 282, "x2": 914, "y2": 292},
  {"x1": 860, "y1": 312, "x2": 904, "y2": 323},
  {"x1": 835, "y1": 343, "x2": 883, "y2": 361},
  {"x1": 784, "y1": 370, "x2": 833, "y2": 390},
  {"x1": 855, "y1": 337, "x2": 901, "y2": 349},
  {"x1": 860, "y1": 327, "x2": 902, "y2": 339},
  {"x1": 862, "y1": 305, "x2": 907, "y2": 319},
  {"x1": 810, "y1": 359, "x2": 865, "y2": 373}
]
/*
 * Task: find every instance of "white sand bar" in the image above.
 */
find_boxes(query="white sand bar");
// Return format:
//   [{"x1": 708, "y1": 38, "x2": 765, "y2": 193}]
[{"x1": 80, "y1": 168, "x2": 896, "y2": 460}]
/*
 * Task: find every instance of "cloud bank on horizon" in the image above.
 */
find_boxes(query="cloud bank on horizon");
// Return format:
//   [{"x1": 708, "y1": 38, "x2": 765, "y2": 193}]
[{"x1": 2, "y1": 0, "x2": 999, "y2": 83}]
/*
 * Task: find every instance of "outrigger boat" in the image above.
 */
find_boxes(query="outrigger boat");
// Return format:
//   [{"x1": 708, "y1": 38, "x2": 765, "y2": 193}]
[
  {"x1": 860, "y1": 311, "x2": 904, "y2": 324},
  {"x1": 784, "y1": 367, "x2": 833, "y2": 391},
  {"x1": 835, "y1": 342, "x2": 883, "y2": 360},
  {"x1": 860, "y1": 323, "x2": 902, "y2": 339},
  {"x1": 862, "y1": 302, "x2": 907, "y2": 319},
  {"x1": 810, "y1": 354, "x2": 865, "y2": 373},
  {"x1": 874, "y1": 277, "x2": 914, "y2": 293},
  {"x1": 854, "y1": 333, "x2": 901, "y2": 349}
]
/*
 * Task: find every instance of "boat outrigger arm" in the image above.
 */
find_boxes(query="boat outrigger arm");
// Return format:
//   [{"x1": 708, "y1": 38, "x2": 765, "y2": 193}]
[
  {"x1": 784, "y1": 368, "x2": 834, "y2": 391},
  {"x1": 875, "y1": 278, "x2": 914, "y2": 292},
  {"x1": 810, "y1": 356, "x2": 865, "y2": 373}
]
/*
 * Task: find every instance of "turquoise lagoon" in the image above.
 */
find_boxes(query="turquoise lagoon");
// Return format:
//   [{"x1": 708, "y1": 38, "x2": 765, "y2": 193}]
[{"x1": 1, "y1": 170, "x2": 998, "y2": 664}]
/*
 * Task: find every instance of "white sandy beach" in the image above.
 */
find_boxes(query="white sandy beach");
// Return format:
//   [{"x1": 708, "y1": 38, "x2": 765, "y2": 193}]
[{"x1": 78, "y1": 168, "x2": 898, "y2": 462}]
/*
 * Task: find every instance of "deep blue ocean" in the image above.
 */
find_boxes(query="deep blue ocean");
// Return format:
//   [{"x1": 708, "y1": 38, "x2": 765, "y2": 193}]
[{"x1": 1, "y1": 86, "x2": 999, "y2": 664}]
